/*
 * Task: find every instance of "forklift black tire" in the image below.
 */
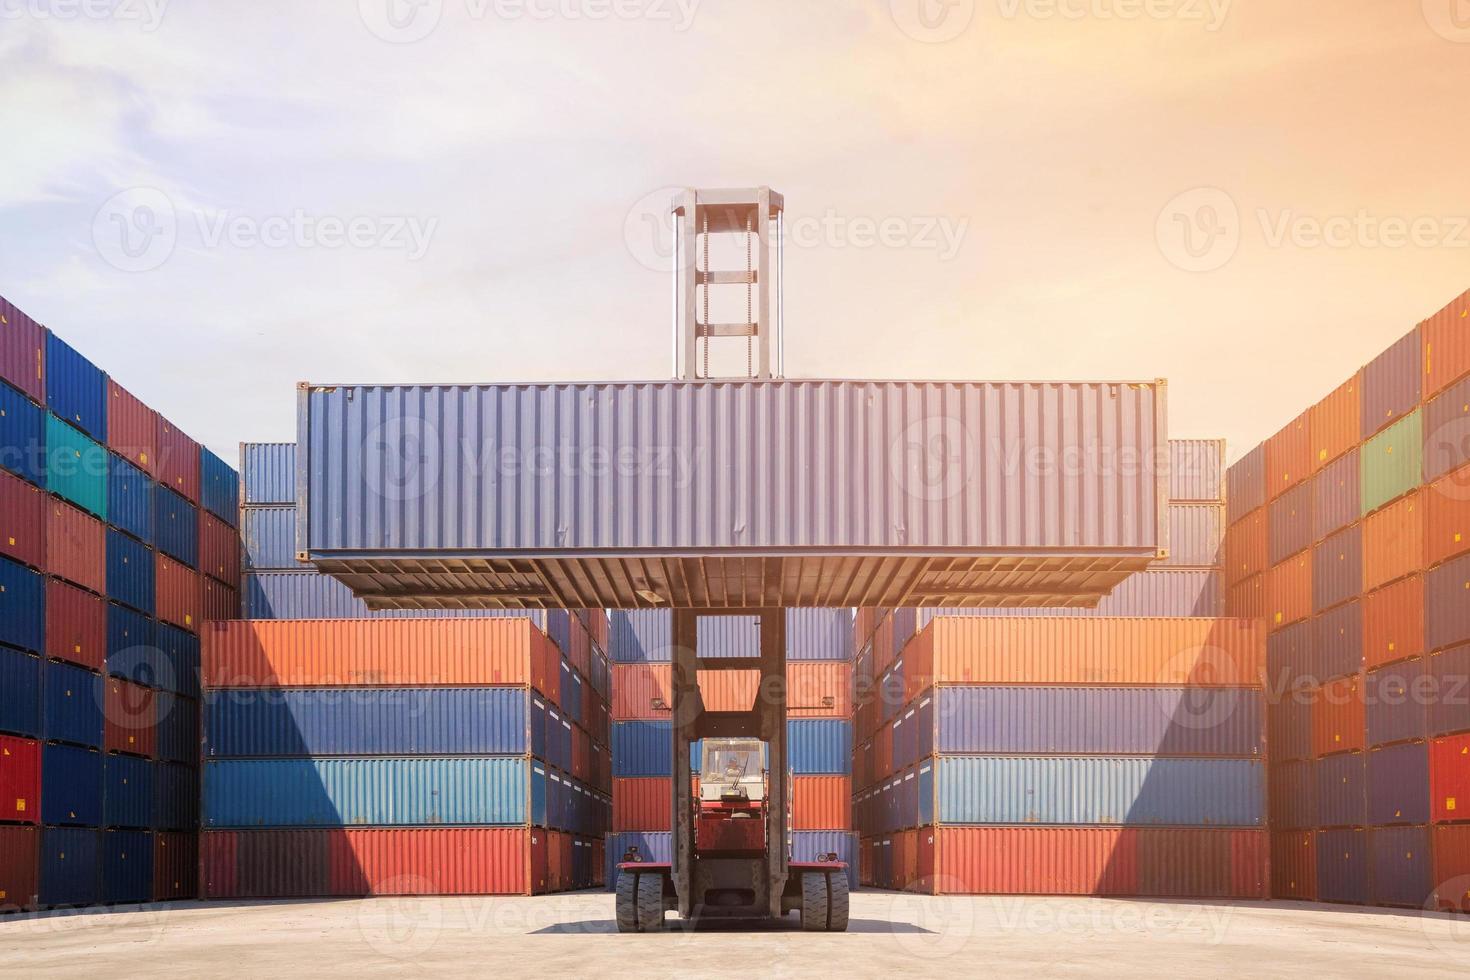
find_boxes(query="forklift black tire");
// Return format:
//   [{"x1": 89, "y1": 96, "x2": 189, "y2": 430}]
[
  {"x1": 801, "y1": 872, "x2": 829, "y2": 931},
  {"x1": 826, "y1": 873, "x2": 850, "y2": 933},
  {"x1": 636, "y1": 872, "x2": 665, "y2": 932},
  {"x1": 615, "y1": 872, "x2": 640, "y2": 933}
]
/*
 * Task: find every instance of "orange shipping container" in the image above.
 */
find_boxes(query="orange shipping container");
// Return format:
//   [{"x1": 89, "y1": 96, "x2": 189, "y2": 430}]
[
  {"x1": 1311, "y1": 676, "x2": 1365, "y2": 756},
  {"x1": 901, "y1": 618, "x2": 1265, "y2": 688},
  {"x1": 1363, "y1": 576, "x2": 1425, "y2": 669},
  {"x1": 611, "y1": 663, "x2": 852, "y2": 720},
  {"x1": 1423, "y1": 288, "x2": 1470, "y2": 400},
  {"x1": 1267, "y1": 553, "x2": 1313, "y2": 631},
  {"x1": 1266, "y1": 413, "x2": 1312, "y2": 499},
  {"x1": 1426, "y1": 464, "x2": 1470, "y2": 568},
  {"x1": 1309, "y1": 374, "x2": 1363, "y2": 473},
  {"x1": 201, "y1": 619, "x2": 559, "y2": 689},
  {"x1": 1227, "y1": 575, "x2": 1267, "y2": 622},
  {"x1": 1362, "y1": 491, "x2": 1425, "y2": 592},
  {"x1": 790, "y1": 776, "x2": 851, "y2": 830},
  {"x1": 613, "y1": 777, "x2": 671, "y2": 831},
  {"x1": 1225, "y1": 510, "x2": 1268, "y2": 586}
]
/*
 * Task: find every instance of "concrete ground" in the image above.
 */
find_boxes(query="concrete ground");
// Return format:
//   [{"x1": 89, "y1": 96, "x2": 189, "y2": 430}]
[{"x1": 3, "y1": 892, "x2": 1468, "y2": 977}]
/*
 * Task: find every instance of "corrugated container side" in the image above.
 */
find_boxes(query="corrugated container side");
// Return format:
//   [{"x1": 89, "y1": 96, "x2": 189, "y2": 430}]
[
  {"x1": 0, "y1": 296, "x2": 45, "y2": 403},
  {"x1": 1426, "y1": 553, "x2": 1470, "y2": 654},
  {"x1": 1312, "y1": 449, "x2": 1361, "y2": 543},
  {"x1": 0, "y1": 556, "x2": 45, "y2": 656},
  {"x1": 1267, "y1": 552, "x2": 1312, "y2": 630},
  {"x1": 330, "y1": 828, "x2": 538, "y2": 895},
  {"x1": 1227, "y1": 444, "x2": 1267, "y2": 525},
  {"x1": 1423, "y1": 373, "x2": 1470, "y2": 482},
  {"x1": 1309, "y1": 373, "x2": 1362, "y2": 472},
  {"x1": 1266, "y1": 413, "x2": 1311, "y2": 500},
  {"x1": 0, "y1": 647, "x2": 41, "y2": 738},
  {"x1": 791, "y1": 776, "x2": 851, "y2": 830},
  {"x1": 1225, "y1": 510, "x2": 1266, "y2": 586},
  {"x1": 1369, "y1": 825, "x2": 1432, "y2": 907},
  {"x1": 1316, "y1": 828, "x2": 1369, "y2": 904},
  {"x1": 153, "y1": 487, "x2": 199, "y2": 568},
  {"x1": 790, "y1": 831, "x2": 858, "y2": 889},
  {"x1": 1227, "y1": 576, "x2": 1267, "y2": 628},
  {"x1": 1367, "y1": 741, "x2": 1430, "y2": 825},
  {"x1": 1432, "y1": 824, "x2": 1470, "y2": 910},
  {"x1": 1428, "y1": 645, "x2": 1470, "y2": 737},
  {"x1": 154, "y1": 760, "x2": 200, "y2": 829},
  {"x1": 0, "y1": 825, "x2": 39, "y2": 911},
  {"x1": 1363, "y1": 491, "x2": 1425, "y2": 591},
  {"x1": 42, "y1": 660, "x2": 103, "y2": 749},
  {"x1": 39, "y1": 826, "x2": 101, "y2": 908},
  {"x1": 1167, "y1": 439, "x2": 1225, "y2": 502},
  {"x1": 40, "y1": 743, "x2": 102, "y2": 825},
  {"x1": 1426, "y1": 464, "x2": 1470, "y2": 568},
  {"x1": 200, "y1": 448, "x2": 239, "y2": 526},
  {"x1": 106, "y1": 454, "x2": 153, "y2": 544},
  {"x1": 99, "y1": 832, "x2": 154, "y2": 908},
  {"x1": 1364, "y1": 575, "x2": 1424, "y2": 669},
  {"x1": 1423, "y1": 287, "x2": 1470, "y2": 399},
  {"x1": 200, "y1": 511, "x2": 241, "y2": 587},
  {"x1": 611, "y1": 662, "x2": 851, "y2": 720},
  {"x1": 612, "y1": 722, "x2": 673, "y2": 778},
  {"x1": 923, "y1": 569, "x2": 1222, "y2": 618},
  {"x1": 1268, "y1": 620, "x2": 1313, "y2": 690},
  {"x1": 103, "y1": 754, "x2": 155, "y2": 829},
  {"x1": 242, "y1": 506, "x2": 297, "y2": 571},
  {"x1": 1312, "y1": 599, "x2": 1363, "y2": 682},
  {"x1": 0, "y1": 382, "x2": 45, "y2": 486},
  {"x1": 1361, "y1": 411, "x2": 1423, "y2": 516},
  {"x1": 1271, "y1": 830, "x2": 1317, "y2": 900},
  {"x1": 155, "y1": 417, "x2": 200, "y2": 504},
  {"x1": 103, "y1": 678, "x2": 156, "y2": 758},
  {"x1": 1429, "y1": 733, "x2": 1470, "y2": 822},
  {"x1": 0, "y1": 734, "x2": 41, "y2": 824},
  {"x1": 1163, "y1": 503, "x2": 1223, "y2": 567},
  {"x1": 45, "y1": 414, "x2": 109, "y2": 517},
  {"x1": 106, "y1": 528, "x2": 155, "y2": 615},
  {"x1": 1269, "y1": 759, "x2": 1315, "y2": 829},
  {"x1": 155, "y1": 552, "x2": 200, "y2": 632},
  {"x1": 106, "y1": 381, "x2": 158, "y2": 478},
  {"x1": 613, "y1": 777, "x2": 671, "y2": 831},
  {"x1": 1312, "y1": 524, "x2": 1362, "y2": 614},
  {"x1": 242, "y1": 571, "x2": 524, "y2": 621},
  {"x1": 1365, "y1": 660, "x2": 1428, "y2": 748},
  {"x1": 607, "y1": 609, "x2": 855, "y2": 663},
  {"x1": 1311, "y1": 675, "x2": 1365, "y2": 757},
  {"x1": 201, "y1": 576, "x2": 239, "y2": 625},
  {"x1": 1268, "y1": 482, "x2": 1313, "y2": 566},
  {"x1": 1362, "y1": 327, "x2": 1422, "y2": 440},
  {"x1": 106, "y1": 604, "x2": 165, "y2": 688},
  {"x1": 45, "y1": 498, "x2": 106, "y2": 596},
  {"x1": 790, "y1": 720, "x2": 852, "y2": 774},
  {"x1": 1314, "y1": 751, "x2": 1366, "y2": 828},
  {"x1": 1268, "y1": 692, "x2": 1312, "y2": 762},
  {"x1": 44, "y1": 332, "x2": 107, "y2": 441},
  {"x1": 0, "y1": 468, "x2": 45, "y2": 570},
  {"x1": 241, "y1": 443, "x2": 297, "y2": 505},
  {"x1": 153, "y1": 830, "x2": 198, "y2": 900}
]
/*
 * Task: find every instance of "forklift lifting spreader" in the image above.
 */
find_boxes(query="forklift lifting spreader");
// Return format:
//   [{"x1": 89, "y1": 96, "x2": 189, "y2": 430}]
[{"x1": 614, "y1": 609, "x2": 850, "y2": 932}]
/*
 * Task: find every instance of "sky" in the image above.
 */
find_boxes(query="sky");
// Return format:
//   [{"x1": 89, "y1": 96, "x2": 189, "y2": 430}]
[{"x1": 2, "y1": 1, "x2": 1468, "y2": 464}]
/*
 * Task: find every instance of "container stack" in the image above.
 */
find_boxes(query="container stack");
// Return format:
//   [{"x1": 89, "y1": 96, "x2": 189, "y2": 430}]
[
  {"x1": 1228, "y1": 286, "x2": 1470, "y2": 910},
  {"x1": 850, "y1": 617, "x2": 1268, "y2": 895},
  {"x1": 605, "y1": 610, "x2": 856, "y2": 890},
  {"x1": 0, "y1": 294, "x2": 240, "y2": 911},
  {"x1": 198, "y1": 614, "x2": 612, "y2": 897}
]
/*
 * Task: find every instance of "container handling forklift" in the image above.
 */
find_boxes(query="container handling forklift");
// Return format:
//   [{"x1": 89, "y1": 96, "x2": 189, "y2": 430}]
[{"x1": 614, "y1": 608, "x2": 850, "y2": 932}]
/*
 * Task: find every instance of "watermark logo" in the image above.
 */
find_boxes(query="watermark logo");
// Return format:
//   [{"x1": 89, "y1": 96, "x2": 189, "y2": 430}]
[
  {"x1": 1423, "y1": 0, "x2": 1470, "y2": 43},
  {"x1": 1423, "y1": 875, "x2": 1470, "y2": 950},
  {"x1": 355, "y1": 880, "x2": 445, "y2": 958},
  {"x1": 0, "y1": 0, "x2": 170, "y2": 31},
  {"x1": 886, "y1": 882, "x2": 978, "y2": 958},
  {"x1": 890, "y1": 0, "x2": 976, "y2": 43},
  {"x1": 359, "y1": 0, "x2": 445, "y2": 42},
  {"x1": 359, "y1": 0, "x2": 701, "y2": 42},
  {"x1": 93, "y1": 188, "x2": 178, "y2": 273},
  {"x1": 623, "y1": 186, "x2": 687, "y2": 274},
  {"x1": 993, "y1": 0, "x2": 1231, "y2": 31},
  {"x1": 890, "y1": 416, "x2": 978, "y2": 503},
  {"x1": 1425, "y1": 416, "x2": 1470, "y2": 500},
  {"x1": 1156, "y1": 187, "x2": 1240, "y2": 273},
  {"x1": 364, "y1": 417, "x2": 442, "y2": 503}
]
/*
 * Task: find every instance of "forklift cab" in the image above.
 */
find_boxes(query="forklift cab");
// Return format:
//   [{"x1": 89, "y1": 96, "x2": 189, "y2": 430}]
[{"x1": 699, "y1": 738, "x2": 766, "y2": 804}]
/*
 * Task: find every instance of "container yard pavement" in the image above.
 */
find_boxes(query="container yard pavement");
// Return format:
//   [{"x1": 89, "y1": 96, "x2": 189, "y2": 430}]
[{"x1": 4, "y1": 894, "x2": 1469, "y2": 977}]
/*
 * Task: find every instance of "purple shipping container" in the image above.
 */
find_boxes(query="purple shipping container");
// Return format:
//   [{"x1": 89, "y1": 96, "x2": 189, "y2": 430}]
[
  {"x1": 1317, "y1": 828, "x2": 1369, "y2": 903},
  {"x1": 1269, "y1": 695, "x2": 1312, "y2": 762},
  {"x1": 1312, "y1": 600, "x2": 1364, "y2": 683},
  {"x1": 1162, "y1": 504, "x2": 1223, "y2": 567},
  {"x1": 609, "y1": 609, "x2": 853, "y2": 663},
  {"x1": 1227, "y1": 443, "x2": 1267, "y2": 526},
  {"x1": 1428, "y1": 645, "x2": 1470, "y2": 737},
  {"x1": 1367, "y1": 742, "x2": 1430, "y2": 825},
  {"x1": 1312, "y1": 449, "x2": 1361, "y2": 543},
  {"x1": 1314, "y1": 751, "x2": 1366, "y2": 828},
  {"x1": 606, "y1": 831, "x2": 672, "y2": 890},
  {"x1": 1312, "y1": 525, "x2": 1363, "y2": 614},
  {"x1": 1269, "y1": 759, "x2": 1316, "y2": 829},
  {"x1": 1423, "y1": 374, "x2": 1470, "y2": 482},
  {"x1": 1168, "y1": 439, "x2": 1225, "y2": 502},
  {"x1": 1269, "y1": 481, "x2": 1314, "y2": 566},
  {"x1": 1361, "y1": 327, "x2": 1422, "y2": 440},
  {"x1": 1426, "y1": 552, "x2": 1470, "y2": 653},
  {"x1": 0, "y1": 296, "x2": 45, "y2": 404},
  {"x1": 1365, "y1": 659, "x2": 1429, "y2": 747},
  {"x1": 1369, "y1": 825, "x2": 1432, "y2": 907},
  {"x1": 1267, "y1": 620, "x2": 1314, "y2": 690}
]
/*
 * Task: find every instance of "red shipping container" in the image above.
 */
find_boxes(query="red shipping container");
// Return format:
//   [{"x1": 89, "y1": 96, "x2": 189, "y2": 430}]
[
  {"x1": 1364, "y1": 576, "x2": 1425, "y2": 669},
  {"x1": 791, "y1": 776, "x2": 851, "y2": 830},
  {"x1": 153, "y1": 830, "x2": 198, "y2": 901},
  {"x1": 104, "y1": 678, "x2": 156, "y2": 758},
  {"x1": 1312, "y1": 676, "x2": 1365, "y2": 756},
  {"x1": 1266, "y1": 413, "x2": 1312, "y2": 499},
  {"x1": 613, "y1": 777, "x2": 671, "y2": 831},
  {"x1": 200, "y1": 576, "x2": 239, "y2": 624},
  {"x1": 933, "y1": 826, "x2": 1138, "y2": 895},
  {"x1": 1432, "y1": 824, "x2": 1470, "y2": 911},
  {"x1": 1427, "y1": 464, "x2": 1470, "y2": 569},
  {"x1": 1362, "y1": 491, "x2": 1425, "y2": 592},
  {"x1": 45, "y1": 578, "x2": 107, "y2": 671},
  {"x1": 1227, "y1": 574, "x2": 1267, "y2": 622},
  {"x1": 876, "y1": 723, "x2": 893, "y2": 781},
  {"x1": 1271, "y1": 830, "x2": 1317, "y2": 900},
  {"x1": 0, "y1": 297, "x2": 45, "y2": 404},
  {"x1": 1224, "y1": 510, "x2": 1267, "y2": 586},
  {"x1": 1309, "y1": 374, "x2": 1363, "y2": 473},
  {"x1": 155, "y1": 416, "x2": 200, "y2": 504},
  {"x1": 155, "y1": 553, "x2": 201, "y2": 632},
  {"x1": 1135, "y1": 827, "x2": 1267, "y2": 899},
  {"x1": 106, "y1": 381, "x2": 159, "y2": 478},
  {"x1": 1423, "y1": 287, "x2": 1470, "y2": 400},
  {"x1": 44, "y1": 499, "x2": 105, "y2": 595},
  {"x1": 0, "y1": 734, "x2": 40, "y2": 824},
  {"x1": 1268, "y1": 552, "x2": 1313, "y2": 631},
  {"x1": 0, "y1": 825, "x2": 38, "y2": 911},
  {"x1": 1430, "y1": 733, "x2": 1470, "y2": 823},
  {"x1": 199, "y1": 511, "x2": 241, "y2": 588},
  {"x1": 571, "y1": 726, "x2": 589, "y2": 782},
  {"x1": 0, "y1": 468, "x2": 44, "y2": 569}
]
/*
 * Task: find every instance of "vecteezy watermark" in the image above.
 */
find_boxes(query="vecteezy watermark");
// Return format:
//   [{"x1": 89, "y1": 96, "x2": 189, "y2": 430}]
[
  {"x1": 1156, "y1": 187, "x2": 1241, "y2": 273},
  {"x1": 992, "y1": 0, "x2": 1231, "y2": 30},
  {"x1": 358, "y1": 0, "x2": 700, "y2": 43},
  {"x1": 1425, "y1": 421, "x2": 1470, "y2": 500},
  {"x1": 1422, "y1": 875, "x2": 1470, "y2": 950},
  {"x1": 988, "y1": 895, "x2": 1235, "y2": 943},
  {"x1": 1422, "y1": 0, "x2": 1470, "y2": 43},
  {"x1": 0, "y1": 0, "x2": 169, "y2": 31},
  {"x1": 889, "y1": 415, "x2": 977, "y2": 504},
  {"x1": 889, "y1": 0, "x2": 977, "y2": 43},
  {"x1": 92, "y1": 188, "x2": 437, "y2": 271}
]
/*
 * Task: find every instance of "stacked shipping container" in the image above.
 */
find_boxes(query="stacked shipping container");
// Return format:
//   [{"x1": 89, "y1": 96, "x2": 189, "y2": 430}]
[
  {"x1": 0, "y1": 294, "x2": 239, "y2": 910},
  {"x1": 1229, "y1": 286, "x2": 1470, "y2": 910},
  {"x1": 605, "y1": 610, "x2": 857, "y2": 890}
]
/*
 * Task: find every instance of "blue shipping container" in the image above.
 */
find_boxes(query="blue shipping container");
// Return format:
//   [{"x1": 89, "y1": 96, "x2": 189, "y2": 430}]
[
  {"x1": 204, "y1": 687, "x2": 538, "y2": 758},
  {"x1": 107, "y1": 604, "x2": 164, "y2": 688},
  {"x1": 42, "y1": 659, "x2": 103, "y2": 749},
  {"x1": 612, "y1": 721, "x2": 672, "y2": 778},
  {"x1": 0, "y1": 381, "x2": 46, "y2": 485},
  {"x1": 1317, "y1": 828, "x2": 1369, "y2": 904},
  {"x1": 154, "y1": 761, "x2": 199, "y2": 831},
  {"x1": 203, "y1": 757, "x2": 531, "y2": 828},
  {"x1": 605, "y1": 831, "x2": 672, "y2": 890},
  {"x1": 200, "y1": 448, "x2": 239, "y2": 527},
  {"x1": 154, "y1": 691, "x2": 198, "y2": 765},
  {"x1": 613, "y1": 720, "x2": 851, "y2": 776},
  {"x1": 106, "y1": 455, "x2": 153, "y2": 543},
  {"x1": 241, "y1": 442, "x2": 295, "y2": 505},
  {"x1": 0, "y1": 555, "x2": 45, "y2": 654},
  {"x1": 1369, "y1": 825, "x2": 1432, "y2": 908},
  {"x1": 1314, "y1": 751, "x2": 1366, "y2": 828},
  {"x1": 41, "y1": 743, "x2": 103, "y2": 825},
  {"x1": 44, "y1": 332, "x2": 107, "y2": 442},
  {"x1": 1366, "y1": 660, "x2": 1429, "y2": 747},
  {"x1": 104, "y1": 754, "x2": 155, "y2": 829},
  {"x1": 153, "y1": 486, "x2": 198, "y2": 568},
  {"x1": 242, "y1": 506, "x2": 297, "y2": 570},
  {"x1": 1367, "y1": 742, "x2": 1431, "y2": 826},
  {"x1": 105, "y1": 528, "x2": 155, "y2": 615},
  {"x1": 0, "y1": 646, "x2": 41, "y2": 737},
  {"x1": 39, "y1": 827, "x2": 101, "y2": 908},
  {"x1": 790, "y1": 831, "x2": 858, "y2": 890},
  {"x1": 102, "y1": 830, "x2": 154, "y2": 905},
  {"x1": 927, "y1": 687, "x2": 1264, "y2": 758},
  {"x1": 934, "y1": 756, "x2": 1265, "y2": 826},
  {"x1": 156, "y1": 623, "x2": 201, "y2": 699}
]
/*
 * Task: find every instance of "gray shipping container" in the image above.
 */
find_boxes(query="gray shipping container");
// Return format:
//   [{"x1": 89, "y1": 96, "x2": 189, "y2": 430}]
[
  {"x1": 297, "y1": 380, "x2": 1168, "y2": 609},
  {"x1": 1167, "y1": 439, "x2": 1225, "y2": 502}
]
